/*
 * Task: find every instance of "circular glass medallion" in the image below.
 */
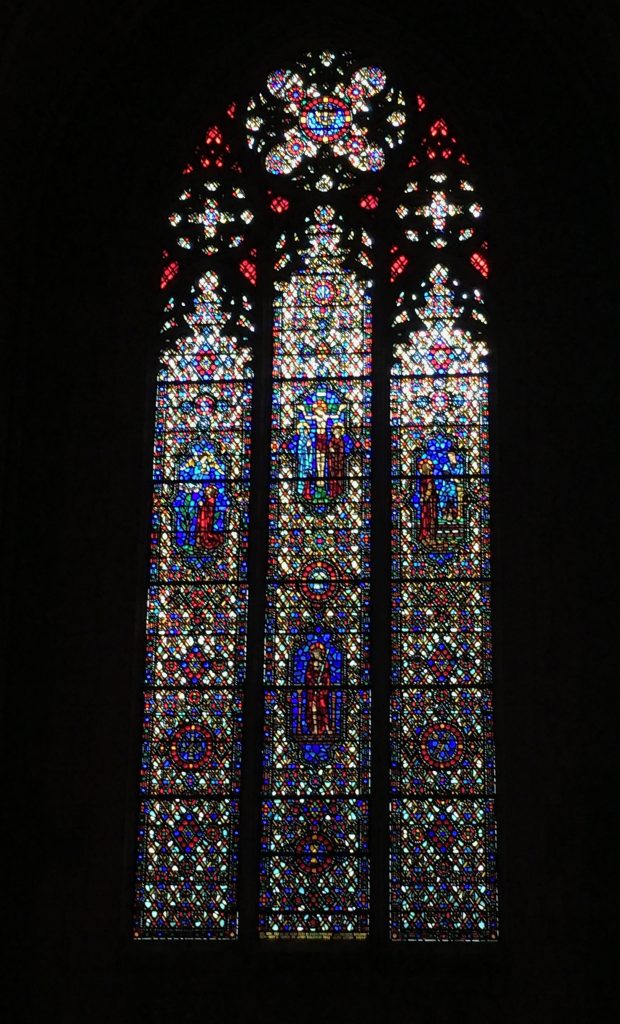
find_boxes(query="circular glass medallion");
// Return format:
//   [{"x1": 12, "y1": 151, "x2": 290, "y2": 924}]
[
  {"x1": 313, "y1": 279, "x2": 335, "y2": 304},
  {"x1": 300, "y1": 97, "x2": 351, "y2": 143},
  {"x1": 170, "y1": 724, "x2": 213, "y2": 768},
  {"x1": 300, "y1": 560, "x2": 339, "y2": 602},
  {"x1": 420, "y1": 722, "x2": 464, "y2": 768},
  {"x1": 295, "y1": 831, "x2": 334, "y2": 874}
]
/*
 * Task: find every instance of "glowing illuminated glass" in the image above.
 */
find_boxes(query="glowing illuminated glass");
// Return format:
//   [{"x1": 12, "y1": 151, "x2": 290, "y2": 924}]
[
  {"x1": 133, "y1": 124, "x2": 255, "y2": 939},
  {"x1": 390, "y1": 114, "x2": 498, "y2": 939},
  {"x1": 133, "y1": 54, "x2": 499, "y2": 943},
  {"x1": 259, "y1": 205, "x2": 372, "y2": 938}
]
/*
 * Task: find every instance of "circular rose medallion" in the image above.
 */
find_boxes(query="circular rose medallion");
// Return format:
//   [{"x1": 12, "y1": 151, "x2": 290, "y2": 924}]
[
  {"x1": 420, "y1": 722, "x2": 464, "y2": 769},
  {"x1": 427, "y1": 813, "x2": 459, "y2": 852},
  {"x1": 195, "y1": 395, "x2": 216, "y2": 417},
  {"x1": 429, "y1": 338, "x2": 452, "y2": 371},
  {"x1": 295, "y1": 831, "x2": 334, "y2": 875},
  {"x1": 170, "y1": 724, "x2": 213, "y2": 768},
  {"x1": 286, "y1": 135, "x2": 304, "y2": 158},
  {"x1": 300, "y1": 560, "x2": 339, "y2": 602},
  {"x1": 313, "y1": 279, "x2": 335, "y2": 305},
  {"x1": 300, "y1": 97, "x2": 351, "y2": 143},
  {"x1": 431, "y1": 390, "x2": 449, "y2": 412}
]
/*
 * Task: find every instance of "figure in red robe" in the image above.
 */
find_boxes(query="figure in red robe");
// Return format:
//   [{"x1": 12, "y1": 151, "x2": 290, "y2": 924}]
[
  {"x1": 418, "y1": 457, "x2": 438, "y2": 546},
  {"x1": 196, "y1": 484, "x2": 224, "y2": 549},
  {"x1": 304, "y1": 642, "x2": 332, "y2": 736},
  {"x1": 327, "y1": 424, "x2": 346, "y2": 498}
]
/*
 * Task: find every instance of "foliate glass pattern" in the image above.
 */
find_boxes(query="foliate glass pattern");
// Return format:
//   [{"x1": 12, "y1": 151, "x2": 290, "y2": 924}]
[{"x1": 259, "y1": 207, "x2": 372, "y2": 938}]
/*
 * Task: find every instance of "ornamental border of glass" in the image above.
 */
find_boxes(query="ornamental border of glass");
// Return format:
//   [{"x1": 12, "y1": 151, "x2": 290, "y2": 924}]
[{"x1": 133, "y1": 50, "x2": 498, "y2": 942}]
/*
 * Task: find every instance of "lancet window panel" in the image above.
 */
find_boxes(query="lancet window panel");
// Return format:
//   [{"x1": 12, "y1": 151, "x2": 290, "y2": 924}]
[
  {"x1": 134, "y1": 253, "x2": 254, "y2": 937},
  {"x1": 389, "y1": 170, "x2": 497, "y2": 936},
  {"x1": 259, "y1": 208, "x2": 372, "y2": 939}
]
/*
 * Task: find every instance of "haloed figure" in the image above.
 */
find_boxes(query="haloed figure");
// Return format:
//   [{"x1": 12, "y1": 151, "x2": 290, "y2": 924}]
[
  {"x1": 174, "y1": 489, "x2": 197, "y2": 548},
  {"x1": 196, "y1": 484, "x2": 224, "y2": 549},
  {"x1": 296, "y1": 421, "x2": 314, "y2": 499},
  {"x1": 305, "y1": 642, "x2": 332, "y2": 736},
  {"x1": 312, "y1": 399, "x2": 330, "y2": 490},
  {"x1": 442, "y1": 450, "x2": 461, "y2": 518},
  {"x1": 327, "y1": 424, "x2": 346, "y2": 497}
]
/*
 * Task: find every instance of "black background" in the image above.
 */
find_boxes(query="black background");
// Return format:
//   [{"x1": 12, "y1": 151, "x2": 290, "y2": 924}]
[{"x1": 1, "y1": 2, "x2": 616, "y2": 1021}]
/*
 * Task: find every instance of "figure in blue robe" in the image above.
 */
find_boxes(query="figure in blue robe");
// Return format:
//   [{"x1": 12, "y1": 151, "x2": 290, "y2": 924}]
[
  {"x1": 174, "y1": 489, "x2": 199, "y2": 548},
  {"x1": 440, "y1": 449, "x2": 464, "y2": 518},
  {"x1": 295, "y1": 420, "x2": 315, "y2": 498}
]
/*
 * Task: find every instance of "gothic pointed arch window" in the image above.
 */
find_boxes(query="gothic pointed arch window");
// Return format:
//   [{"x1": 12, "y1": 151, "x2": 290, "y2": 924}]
[{"x1": 133, "y1": 51, "x2": 498, "y2": 942}]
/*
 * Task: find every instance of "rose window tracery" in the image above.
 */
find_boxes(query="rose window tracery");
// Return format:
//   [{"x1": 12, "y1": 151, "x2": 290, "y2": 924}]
[{"x1": 246, "y1": 52, "x2": 406, "y2": 191}]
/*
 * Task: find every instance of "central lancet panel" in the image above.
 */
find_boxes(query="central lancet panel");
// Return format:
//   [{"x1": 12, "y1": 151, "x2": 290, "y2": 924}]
[{"x1": 259, "y1": 206, "x2": 371, "y2": 938}]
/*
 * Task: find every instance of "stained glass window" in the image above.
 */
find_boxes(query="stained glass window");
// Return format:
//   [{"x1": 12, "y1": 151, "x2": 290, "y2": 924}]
[{"x1": 133, "y1": 51, "x2": 498, "y2": 942}]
